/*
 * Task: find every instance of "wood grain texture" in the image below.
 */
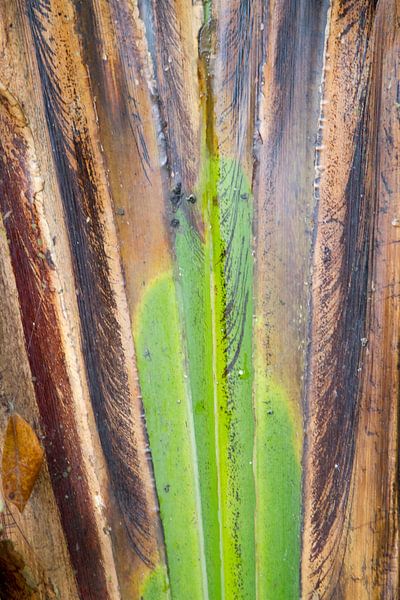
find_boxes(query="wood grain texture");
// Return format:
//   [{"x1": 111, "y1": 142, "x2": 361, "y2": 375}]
[
  {"x1": 0, "y1": 0, "x2": 165, "y2": 597},
  {"x1": 0, "y1": 84, "x2": 117, "y2": 599},
  {"x1": 0, "y1": 177, "x2": 78, "y2": 600},
  {"x1": 149, "y1": 0, "x2": 202, "y2": 193},
  {"x1": 302, "y1": 1, "x2": 399, "y2": 598},
  {"x1": 73, "y1": 0, "x2": 171, "y2": 311},
  {"x1": 254, "y1": 1, "x2": 329, "y2": 597},
  {"x1": 27, "y1": 0, "x2": 164, "y2": 575}
]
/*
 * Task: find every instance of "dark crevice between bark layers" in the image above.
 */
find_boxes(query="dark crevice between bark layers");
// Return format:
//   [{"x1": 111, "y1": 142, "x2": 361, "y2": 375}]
[
  {"x1": 27, "y1": 0, "x2": 156, "y2": 571},
  {"x1": 0, "y1": 88, "x2": 110, "y2": 600}
]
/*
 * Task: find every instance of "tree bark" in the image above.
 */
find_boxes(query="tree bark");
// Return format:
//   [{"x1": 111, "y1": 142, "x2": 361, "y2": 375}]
[{"x1": 0, "y1": 1, "x2": 398, "y2": 599}]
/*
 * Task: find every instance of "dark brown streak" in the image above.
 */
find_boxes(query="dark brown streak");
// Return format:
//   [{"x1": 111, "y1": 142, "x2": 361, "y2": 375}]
[
  {"x1": 142, "y1": 0, "x2": 205, "y2": 240},
  {"x1": 304, "y1": 4, "x2": 381, "y2": 588},
  {"x1": 27, "y1": 0, "x2": 155, "y2": 568},
  {"x1": 74, "y1": 0, "x2": 152, "y2": 184},
  {"x1": 149, "y1": 0, "x2": 197, "y2": 189},
  {"x1": 0, "y1": 94, "x2": 110, "y2": 599},
  {"x1": 216, "y1": 0, "x2": 263, "y2": 162},
  {"x1": 310, "y1": 92, "x2": 375, "y2": 563}
]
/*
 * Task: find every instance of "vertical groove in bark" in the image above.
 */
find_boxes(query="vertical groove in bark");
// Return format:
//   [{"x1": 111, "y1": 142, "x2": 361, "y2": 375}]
[{"x1": 148, "y1": 0, "x2": 202, "y2": 193}]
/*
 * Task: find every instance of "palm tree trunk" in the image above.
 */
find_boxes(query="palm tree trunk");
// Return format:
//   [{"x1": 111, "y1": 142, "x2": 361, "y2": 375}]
[{"x1": 0, "y1": 1, "x2": 398, "y2": 599}]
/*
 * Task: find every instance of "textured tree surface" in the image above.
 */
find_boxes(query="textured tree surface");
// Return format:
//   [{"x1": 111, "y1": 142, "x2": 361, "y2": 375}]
[{"x1": 0, "y1": 1, "x2": 398, "y2": 599}]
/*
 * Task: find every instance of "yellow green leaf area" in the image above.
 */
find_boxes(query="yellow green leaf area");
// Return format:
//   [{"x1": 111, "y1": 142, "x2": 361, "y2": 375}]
[
  {"x1": 254, "y1": 357, "x2": 302, "y2": 600},
  {"x1": 140, "y1": 565, "x2": 170, "y2": 600},
  {"x1": 134, "y1": 156, "x2": 301, "y2": 600}
]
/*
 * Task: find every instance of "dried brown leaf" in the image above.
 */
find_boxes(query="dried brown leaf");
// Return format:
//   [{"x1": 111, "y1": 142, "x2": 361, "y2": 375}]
[{"x1": 1, "y1": 414, "x2": 44, "y2": 512}]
